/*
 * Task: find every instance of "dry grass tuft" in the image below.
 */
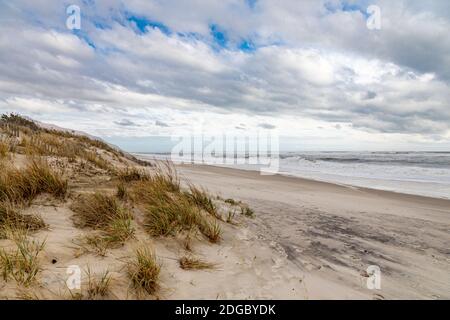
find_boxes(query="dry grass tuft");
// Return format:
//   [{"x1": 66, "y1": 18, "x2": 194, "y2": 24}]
[
  {"x1": 0, "y1": 229, "x2": 46, "y2": 286},
  {"x1": 0, "y1": 140, "x2": 9, "y2": 158},
  {"x1": 84, "y1": 151, "x2": 112, "y2": 171},
  {"x1": 152, "y1": 161, "x2": 180, "y2": 192},
  {"x1": 185, "y1": 185, "x2": 219, "y2": 218},
  {"x1": 143, "y1": 192, "x2": 201, "y2": 237},
  {"x1": 116, "y1": 182, "x2": 128, "y2": 200},
  {"x1": 71, "y1": 193, "x2": 134, "y2": 253},
  {"x1": 179, "y1": 255, "x2": 215, "y2": 270},
  {"x1": 224, "y1": 198, "x2": 254, "y2": 217},
  {"x1": 86, "y1": 268, "x2": 112, "y2": 299},
  {"x1": 224, "y1": 198, "x2": 238, "y2": 205},
  {"x1": 0, "y1": 201, "x2": 46, "y2": 235},
  {"x1": 127, "y1": 247, "x2": 160, "y2": 295},
  {"x1": 239, "y1": 205, "x2": 255, "y2": 217},
  {"x1": 199, "y1": 219, "x2": 221, "y2": 243},
  {"x1": 80, "y1": 218, "x2": 134, "y2": 256},
  {"x1": 0, "y1": 159, "x2": 67, "y2": 204},
  {"x1": 71, "y1": 193, "x2": 131, "y2": 229},
  {"x1": 117, "y1": 167, "x2": 150, "y2": 182},
  {"x1": 130, "y1": 166, "x2": 221, "y2": 243}
]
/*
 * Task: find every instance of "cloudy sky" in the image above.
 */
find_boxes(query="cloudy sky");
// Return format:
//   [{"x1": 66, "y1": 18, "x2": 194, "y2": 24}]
[{"x1": 0, "y1": 0, "x2": 449, "y2": 151}]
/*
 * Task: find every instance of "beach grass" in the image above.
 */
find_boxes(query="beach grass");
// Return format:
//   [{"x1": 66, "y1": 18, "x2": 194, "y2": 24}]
[
  {"x1": 71, "y1": 193, "x2": 131, "y2": 229},
  {"x1": 0, "y1": 159, "x2": 67, "y2": 204},
  {"x1": 185, "y1": 185, "x2": 219, "y2": 219},
  {"x1": 0, "y1": 201, "x2": 46, "y2": 235},
  {"x1": 71, "y1": 193, "x2": 134, "y2": 253},
  {"x1": 127, "y1": 247, "x2": 160, "y2": 295},
  {"x1": 86, "y1": 268, "x2": 112, "y2": 299},
  {"x1": 0, "y1": 228, "x2": 45, "y2": 286},
  {"x1": 199, "y1": 218, "x2": 221, "y2": 243},
  {"x1": 179, "y1": 255, "x2": 215, "y2": 270}
]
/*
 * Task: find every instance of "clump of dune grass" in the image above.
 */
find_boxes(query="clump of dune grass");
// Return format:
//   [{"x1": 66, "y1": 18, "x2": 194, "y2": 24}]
[
  {"x1": 24, "y1": 159, "x2": 68, "y2": 199},
  {"x1": 0, "y1": 140, "x2": 9, "y2": 158},
  {"x1": 116, "y1": 182, "x2": 128, "y2": 200},
  {"x1": 82, "y1": 218, "x2": 135, "y2": 256},
  {"x1": 0, "y1": 159, "x2": 67, "y2": 204},
  {"x1": 0, "y1": 201, "x2": 46, "y2": 235},
  {"x1": 106, "y1": 216, "x2": 134, "y2": 243},
  {"x1": 179, "y1": 255, "x2": 215, "y2": 270},
  {"x1": 86, "y1": 268, "x2": 112, "y2": 300},
  {"x1": 116, "y1": 167, "x2": 150, "y2": 182},
  {"x1": 127, "y1": 247, "x2": 160, "y2": 295},
  {"x1": 71, "y1": 193, "x2": 131, "y2": 229},
  {"x1": 185, "y1": 185, "x2": 219, "y2": 218},
  {"x1": 84, "y1": 151, "x2": 111, "y2": 171},
  {"x1": 239, "y1": 205, "x2": 254, "y2": 217},
  {"x1": 65, "y1": 268, "x2": 113, "y2": 300},
  {"x1": 71, "y1": 193, "x2": 134, "y2": 253},
  {"x1": 142, "y1": 192, "x2": 201, "y2": 237},
  {"x1": 0, "y1": 229, "x2": 46, "y2": 286},
  {"x1": 137, "y1": 181, "x2": 221, "y2": 242},
  {"x1": 199, "y1": 219, "x2": 221, "y2": 243},
  {"x1": 130, "y1": 166, "x2": 222, "y2": 243},
  {"x1": 153, "y1": 161, "x2": 180, "y2": 192},
  {"x1": 224, "y1": 198, "x2": 238, "y2": 205},
  {"x1": 224, "y1": 198, "x2": 254, "y2": 218}
]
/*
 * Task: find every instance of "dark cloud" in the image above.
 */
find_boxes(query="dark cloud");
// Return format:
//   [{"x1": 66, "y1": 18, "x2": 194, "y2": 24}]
[
  {"x1": 258, "y1": 123, "x2": 276, "y2": 129},
  {"x1": 114, "y1": 119, "x2": 139, "y2": 127},
  {"x1": 363, "y1": 91, "x2": 377, "y2": 100},
  {"x1": 155, "y1": 120, "x2": 169, "y2": 127}
]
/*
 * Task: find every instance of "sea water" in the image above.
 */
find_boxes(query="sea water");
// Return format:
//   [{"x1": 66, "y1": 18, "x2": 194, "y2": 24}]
[{"x1": 136, "y1": 151, "x2": 450, "y2": 199}]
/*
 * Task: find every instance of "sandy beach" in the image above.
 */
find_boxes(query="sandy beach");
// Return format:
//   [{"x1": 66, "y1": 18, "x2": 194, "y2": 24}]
[
  {"x1": 175, "y1": 164, "x2": 450, "y2": 300},
  {"x1": 0, "y1": 117, "x2": 448, "y2": 300}
]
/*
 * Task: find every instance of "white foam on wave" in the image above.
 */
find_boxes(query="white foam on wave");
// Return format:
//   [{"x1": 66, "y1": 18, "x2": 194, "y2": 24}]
[{"x1": 136, "y1": 152, "x2": 450, "y2": 199}]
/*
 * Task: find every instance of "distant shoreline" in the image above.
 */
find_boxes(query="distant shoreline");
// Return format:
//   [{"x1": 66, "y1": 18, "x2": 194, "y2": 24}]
[{"x1": 134, "y1": 153, "x2": 450, "y2": 201}]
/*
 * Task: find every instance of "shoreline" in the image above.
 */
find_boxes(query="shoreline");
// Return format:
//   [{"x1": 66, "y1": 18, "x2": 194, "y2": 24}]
[
  {"x1": 134, "y1": 154, "x2": 450, "y2": 202},
  {"x1": 181, "y1": 163, "x2": 450, "y2": 206}
]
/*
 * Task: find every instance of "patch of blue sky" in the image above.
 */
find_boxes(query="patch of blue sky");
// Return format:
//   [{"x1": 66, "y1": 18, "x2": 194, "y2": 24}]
[
  {"x1": 93, "y1": 19, "x2": 111, "y2": 30},
  {"x1": 324, "y1": 0, "x2": 370, "y2": 16},
  {"x1": 238, "y1": 40, "x2": 256, "y2": 53},
  {"x1": 73, "y1": 29, "x2": 96, "y2": 49},
  {"x1": 246, "y1": 0, "x2": 258, "y2": 9},
  {"x1": 210, "y1": 24, "x2": 228, "y2": 49},
  {"x1": 125, "y1": 13, "x2": 171, "y2": 35}
]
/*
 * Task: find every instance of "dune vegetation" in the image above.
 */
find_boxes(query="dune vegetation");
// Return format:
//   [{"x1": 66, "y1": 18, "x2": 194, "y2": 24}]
[{"x1": 0, "y1": 113, "x2": 254, "y2": 299}]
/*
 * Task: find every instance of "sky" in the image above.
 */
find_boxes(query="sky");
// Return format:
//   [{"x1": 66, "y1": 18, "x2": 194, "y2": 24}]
[{"x1": 0, "y1": 0, "x2": 449, "y2": 151}]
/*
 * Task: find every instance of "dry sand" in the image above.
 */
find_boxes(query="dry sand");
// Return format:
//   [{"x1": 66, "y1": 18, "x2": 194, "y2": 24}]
[{"x1": 175, "y1": 164, "x2": 450, "y2": 300}]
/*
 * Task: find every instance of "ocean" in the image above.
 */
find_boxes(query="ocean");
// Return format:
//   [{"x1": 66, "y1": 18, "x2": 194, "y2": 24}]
[{"x1": 136, "y1": 151, "x2": 450, "y2": 199}]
